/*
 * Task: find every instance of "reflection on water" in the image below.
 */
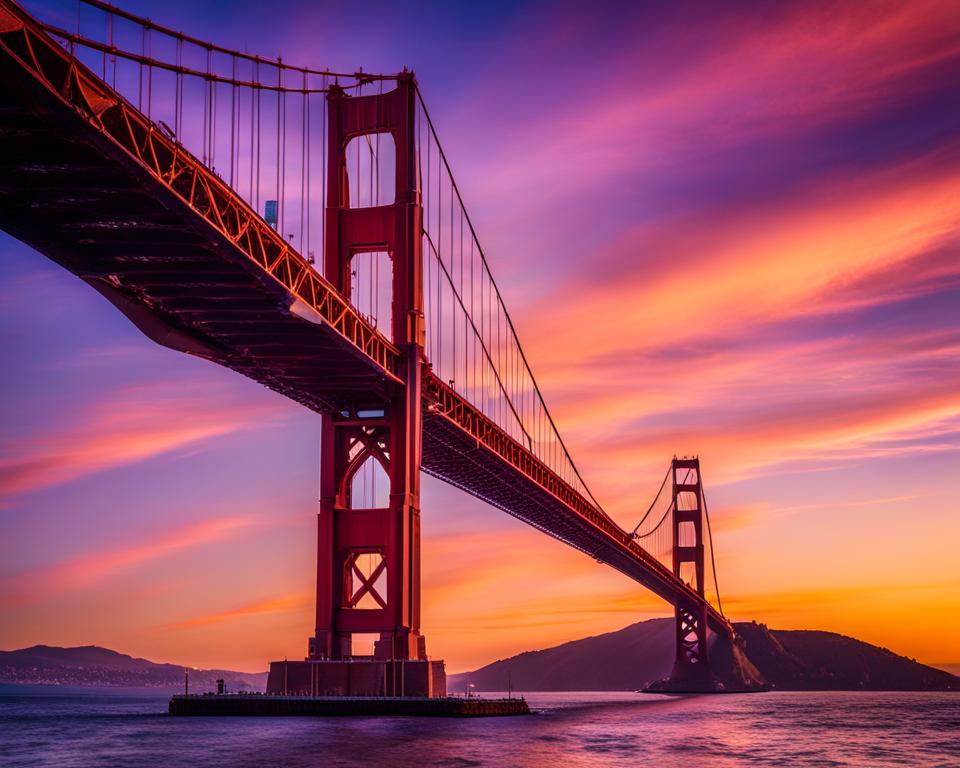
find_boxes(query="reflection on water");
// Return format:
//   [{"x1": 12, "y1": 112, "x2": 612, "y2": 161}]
[{"x1": 1, "y1": 686, "x2": 958, "y2": 767}]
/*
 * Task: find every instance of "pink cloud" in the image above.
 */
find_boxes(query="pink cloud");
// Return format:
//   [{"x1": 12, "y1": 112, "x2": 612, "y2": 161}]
[
  {"x1": 0, "y1": 516, "x2": 258, "y2": 609},
  {"x1": 452, "y1": 0, "x2": 960, "y2": 214},
  {"x1": 521, "y1": 161, "x2": 959, "y2": 368},
  {"x1": 0, "y1": 381, "x2": 291, "y2": 504}
]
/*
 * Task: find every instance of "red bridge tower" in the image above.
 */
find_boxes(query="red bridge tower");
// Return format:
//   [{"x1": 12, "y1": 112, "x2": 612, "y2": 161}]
[
  {"x1": 670, "y1": 457, "x2": 713, "y2": 685},
  {"x1": 267, "y1": 74, "x2": 445, "y2": 697}
]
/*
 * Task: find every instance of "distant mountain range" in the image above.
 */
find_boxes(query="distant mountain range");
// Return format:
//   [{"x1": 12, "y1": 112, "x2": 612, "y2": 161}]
[
  {"x1": 5, "y1": 620, "x2": 957, "y2": 693},
  {"x1": 0, "y1": 645, "x2": 266, "y2": 691},
  {"x1": 450, "y1": 618, "x2": 959, "y2": 693}
]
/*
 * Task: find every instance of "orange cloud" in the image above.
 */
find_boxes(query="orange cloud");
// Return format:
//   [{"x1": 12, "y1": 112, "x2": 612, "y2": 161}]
[
  {"x1": 706, "y1": 504, "x2": 765, "y2": 533},
  {"x1": 168, "y1": 593, "x2": 308, "y2": 631},
  {"x1": 524, "y1": 165, "x2": 958, "y2": 369}
]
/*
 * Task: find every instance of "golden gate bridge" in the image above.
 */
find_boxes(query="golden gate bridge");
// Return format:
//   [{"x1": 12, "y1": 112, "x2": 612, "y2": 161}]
[{"x1": 0, "y1": 0, "x2": 759, "y2": 696}]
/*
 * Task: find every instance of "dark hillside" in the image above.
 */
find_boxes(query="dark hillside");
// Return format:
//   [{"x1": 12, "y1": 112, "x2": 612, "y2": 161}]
[
  {"x1": 0, "y1": 645, "x2": 266, "y2": 690},
  {"x1": 450, "y1": 618, "x2": 959, "y2": 692}
]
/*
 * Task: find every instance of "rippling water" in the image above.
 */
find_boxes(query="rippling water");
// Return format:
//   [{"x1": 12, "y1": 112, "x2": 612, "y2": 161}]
[{"x1": 1, "y1": 687, "x2": 958, "y2": 767}]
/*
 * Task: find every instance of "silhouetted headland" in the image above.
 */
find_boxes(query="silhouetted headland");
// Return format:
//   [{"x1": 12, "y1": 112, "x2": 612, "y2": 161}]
[{"x1": 450, "y1": 618, "x2": 959, "y2": 692}]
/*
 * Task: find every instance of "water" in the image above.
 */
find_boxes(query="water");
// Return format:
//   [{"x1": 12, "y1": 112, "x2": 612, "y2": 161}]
[{"x1": 1, "y1": 687, "x2": 958, "y2": 767}]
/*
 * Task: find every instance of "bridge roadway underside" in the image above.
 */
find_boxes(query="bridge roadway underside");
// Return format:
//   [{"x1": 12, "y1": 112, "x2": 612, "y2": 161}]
[
  {"x1": 0, "y1": 29, "x2": 725, "y2": 636},
  {"x1": 0, "y1": 61, "x2": 394, "y2": 414}
]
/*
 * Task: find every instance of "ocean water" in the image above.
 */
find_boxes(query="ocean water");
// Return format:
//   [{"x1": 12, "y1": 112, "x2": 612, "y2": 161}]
[{"x1": 1, "y1": 687, "x2": 958, "y2": 767}]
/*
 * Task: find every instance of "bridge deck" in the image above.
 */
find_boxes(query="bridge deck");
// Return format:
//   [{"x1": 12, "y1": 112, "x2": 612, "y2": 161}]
[{"x1": 0, "y1": 0, "x2": 726, "y2": 634}]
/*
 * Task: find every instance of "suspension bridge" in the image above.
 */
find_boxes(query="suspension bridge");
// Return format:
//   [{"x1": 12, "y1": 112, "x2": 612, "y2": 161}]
[{"x1": 0, "y1": 0, "x2": 757, "y2": 696}]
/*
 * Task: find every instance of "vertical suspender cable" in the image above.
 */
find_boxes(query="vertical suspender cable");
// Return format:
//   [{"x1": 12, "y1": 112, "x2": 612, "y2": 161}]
[
  {"x1": 280, "y1": 78, "x2": 286, "y2": 235},
  {"x1": 249, "y1": 62, "x2": 256, "y2": 203},
  {"x1": 110, "y1": 12, "x2": 116, "y2": 87},
  {"x1": 470, "y1": 235, "x2": 475, "y2": 401},
  {"x1": 301, "y1": 70, "x2": 307, "y2": 252},
  {"x1": 211, "y1": 60, "x2": 217, "y2": 170},
  {"x1": 322, "y1": 74, "x2": 327, "y2": 255},
  {"x1": 255, "y1": 62, "x2": 261, "y2": 212},
  {"x1": 230, "y1": 55, "x2": 237, "y2": 187},
  {"x1": 275, "y1": 62, "x2": 281, "y2": 225},
  {"x1": 138, "y1": 24, "x2": 143, "y2": 109},
  {"x1": 175, "y1": 38, "x2": 182, "y2": 138},
  {"x1": 425, "y1": 120, "x2": 432, "y2": 358},
  {"x1": 306, "y1": 78, "x2": 312, "y2": 261},
  {"x1": 367, "y1": 133, "x2": 373, "y2": 209},
  {"x1": 202, "y1": 51, "x2": 209, "y2": 164},
  {"x1": 461, "y1": 210, "x2": 466, "y2": 394},
  {"x1": 450, "y1": 176, "x2": 460, "y2": 382},
  {"x1": 101, "y1": 8, "x2": 106, "y2": 79},
  {"x1": 146, "y1": 29, "x2": 152, "y2": 121},
  {"x1": 437, "y1": 136, "x2": 443, "y2": 376},
  {"x1": 375, "y1": 80, "x2": 381, "y2": 319},
  {"x1": 207, "y1": 49, "x2": 214, "y2": 167}
]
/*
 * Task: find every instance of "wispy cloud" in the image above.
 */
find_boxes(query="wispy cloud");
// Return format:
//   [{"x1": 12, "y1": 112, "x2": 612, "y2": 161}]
[
  {"x1": 524, "y1": 162, "x2": 959, "y2": 368},
  {"x1": 0, "y1": 381, "x2": 290, "y2": 504},
  {"x1": 0, "y1": 516, "x2": 258, "y2": 609},
  {"x1": 167, "y1": 593, "x2": 308, "y2": 631},
  {"x1": 454, "y1": 0, "x2": 960, "y2": 216}
]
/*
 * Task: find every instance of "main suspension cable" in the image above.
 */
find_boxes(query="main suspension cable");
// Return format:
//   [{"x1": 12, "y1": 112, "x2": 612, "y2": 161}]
[
  {"x1": 630, "y1": 464, "x2": 673, "y2": 537},
  {"x1": 41, "y1": 26, "x2": 338, "y2": 93},
  {"x1": 76, "y1": 0, "x2": 398, "y2": 83}
]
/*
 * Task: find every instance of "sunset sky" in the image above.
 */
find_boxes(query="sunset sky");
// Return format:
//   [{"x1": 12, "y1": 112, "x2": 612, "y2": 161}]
[{"x1": 2, "y1": 0, "x2": 959, "y2": 675}]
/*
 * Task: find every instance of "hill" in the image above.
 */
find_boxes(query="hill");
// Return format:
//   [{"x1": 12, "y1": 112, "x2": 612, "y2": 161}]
[
  {"x1": 0, "y1": 645, "x2": 266, "y2": 691},
  {"x1": 450, "y1": 618, "x2": 959, "y2": 693}
]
